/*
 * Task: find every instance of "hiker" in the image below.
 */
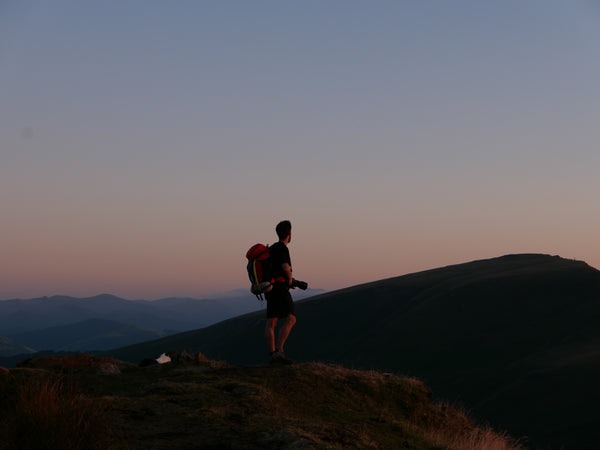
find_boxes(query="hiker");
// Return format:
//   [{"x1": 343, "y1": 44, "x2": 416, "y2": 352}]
[{"x1": 265, "y1": 220, "x2": 298, "y2": 364}]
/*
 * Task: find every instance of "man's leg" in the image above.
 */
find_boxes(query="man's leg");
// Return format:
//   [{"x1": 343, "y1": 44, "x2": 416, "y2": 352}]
[
  {"x1": 276, "y1": 314, "x2": 296, "y2": 353},
  {"x1": 265, "y1": 318, "x2": 278, "y2": 353}
]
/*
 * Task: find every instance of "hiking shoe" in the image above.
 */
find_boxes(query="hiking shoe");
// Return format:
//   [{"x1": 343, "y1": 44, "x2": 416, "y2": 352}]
[{"x1": 270, "y1": 351, "x2": 294, "y2": 365}]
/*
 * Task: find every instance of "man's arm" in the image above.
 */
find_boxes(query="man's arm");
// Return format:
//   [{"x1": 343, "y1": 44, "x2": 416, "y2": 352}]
[{"x1": 282, "y1": 262, "x2": 292, "y2": 286}]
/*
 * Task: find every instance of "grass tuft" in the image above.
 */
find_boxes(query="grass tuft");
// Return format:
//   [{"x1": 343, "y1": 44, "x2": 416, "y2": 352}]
[
  {"x1": 415, "y1": 401, "x2": 523, "y2": 450},
  {"x1": 0, "y1": 372, "x2": 117, "y2": 450}
]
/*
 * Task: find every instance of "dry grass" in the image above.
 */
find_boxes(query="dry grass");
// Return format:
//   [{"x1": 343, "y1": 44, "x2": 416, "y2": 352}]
[
  {"x1": 1, "y1": 356, "x2": 523, "y2": 449},
  {"x1": 256, "y1": 363, "x2": 522, "y2": 449},
  {"x1": 0, "y1": 372, "x2": 116, "y2": 450},
  {"x1": 413, "y1": 401, "x2": 524, "y2": 450},
  {"x1": 423, "y1": 424, "x2": 522, "y2": 450}
]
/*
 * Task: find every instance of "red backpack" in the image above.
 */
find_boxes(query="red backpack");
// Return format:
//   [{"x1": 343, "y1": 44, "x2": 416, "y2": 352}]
[{"x1": 246, "y1": 244, "x2": 273, "y2": 300}]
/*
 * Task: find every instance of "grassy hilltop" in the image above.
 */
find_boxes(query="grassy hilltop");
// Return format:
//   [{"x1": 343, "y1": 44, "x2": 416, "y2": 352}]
[
  {"x1": 104, "y1": 254, "x2": 600, "y2": 449},
  {"x1": 0, "y1": 354, "x2": 521, "y2": 449}
]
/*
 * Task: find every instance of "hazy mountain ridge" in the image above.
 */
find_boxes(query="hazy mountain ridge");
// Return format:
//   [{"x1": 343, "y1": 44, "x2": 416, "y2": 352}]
[
  {"x1": 0, "y1": 294, "x2": 177, "y2": 335},
  {"x1": 103, "y1": 254, "x2": 600, "y2": 449},
  {"x1": 0, "y1": 288, "x2": 324, "y2": 356},
  {"x1": 9, "y1": 318, "x2": 171, "y2": 352}
]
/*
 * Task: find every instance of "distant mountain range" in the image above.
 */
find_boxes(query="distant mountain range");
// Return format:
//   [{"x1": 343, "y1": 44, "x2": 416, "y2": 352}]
[
  {"x1": 9, "y1": 318, "x2": 170, "y2": 352},
  {"x1": 103, "y1": 254, "x2": 600, "y2": 449},
  {"x1": 0, "y1": 288, "x2": 324, "y2": 356}
]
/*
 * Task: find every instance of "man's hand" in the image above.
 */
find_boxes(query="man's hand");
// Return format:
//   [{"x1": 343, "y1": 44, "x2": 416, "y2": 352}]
[{"x1": 291, "y1": 279, "x2": 308, "y2": 290}]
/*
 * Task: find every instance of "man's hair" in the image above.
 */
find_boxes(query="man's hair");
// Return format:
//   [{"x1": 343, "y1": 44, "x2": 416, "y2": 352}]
[{"x1": 276, "y1": 220, "x2": 292, "y2": 240}]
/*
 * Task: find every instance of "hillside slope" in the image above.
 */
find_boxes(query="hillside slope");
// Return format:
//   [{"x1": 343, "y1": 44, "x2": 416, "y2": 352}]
[
  {"x1": 0, "y1": 336, "x2": 35, "y2": 357},
  {"x1": 105, "y1": 254, "x2": 600, "y2": 449}
]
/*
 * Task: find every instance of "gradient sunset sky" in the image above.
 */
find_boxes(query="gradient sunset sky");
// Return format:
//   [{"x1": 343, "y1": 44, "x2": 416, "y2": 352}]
[{"x1": 2, "y1": 1, "x2": 599, "y2": 300}]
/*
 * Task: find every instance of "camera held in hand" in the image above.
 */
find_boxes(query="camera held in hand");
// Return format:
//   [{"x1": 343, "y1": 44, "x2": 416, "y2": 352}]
[{"x1": 291, "y1": 278, "x2": 308, "y2": 290}]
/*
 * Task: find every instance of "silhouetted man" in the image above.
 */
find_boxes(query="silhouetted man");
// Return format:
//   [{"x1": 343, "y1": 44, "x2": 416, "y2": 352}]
[{"x1": 265, "y1": 220, "x2": 302, "y2": 364}]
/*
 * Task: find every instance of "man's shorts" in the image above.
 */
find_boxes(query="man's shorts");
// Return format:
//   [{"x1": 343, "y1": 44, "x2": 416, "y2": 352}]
[{"x1": 265, "y1": 283, "x2": 295, "y2": 319}]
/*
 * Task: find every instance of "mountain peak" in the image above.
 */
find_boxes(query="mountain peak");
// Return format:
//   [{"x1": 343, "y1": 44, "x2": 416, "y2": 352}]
[{"x1": 83, "y1": 293, "x2": 127, "y2": 302}]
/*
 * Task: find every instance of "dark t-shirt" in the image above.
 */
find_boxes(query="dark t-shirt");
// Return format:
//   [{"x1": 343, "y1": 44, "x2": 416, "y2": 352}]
[
  {"x1": 265, "y1": 241, "x2": 294, "y2": 318},
  {"x1": 269, "y1": 241, "x2": 291, "y2": 281}
]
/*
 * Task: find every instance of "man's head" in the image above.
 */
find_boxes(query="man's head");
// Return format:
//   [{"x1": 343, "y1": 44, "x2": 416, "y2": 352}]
[{"x1": 276, "y1": 220, "x2": 292, "y2": 243}]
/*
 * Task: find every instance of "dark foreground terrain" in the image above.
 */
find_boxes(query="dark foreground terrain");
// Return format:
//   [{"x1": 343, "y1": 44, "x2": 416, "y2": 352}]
[
  {"x1": 105, "y1": 254, "x2": 600, "y2": 448},
  {"x1": 0, "y1": 354, "x2": 521, "y2": 449}
]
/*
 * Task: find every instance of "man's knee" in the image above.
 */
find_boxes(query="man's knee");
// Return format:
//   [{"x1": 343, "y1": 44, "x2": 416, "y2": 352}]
[{"x1": 266, "y1": 318, "x2": 277, "y2": 331}]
